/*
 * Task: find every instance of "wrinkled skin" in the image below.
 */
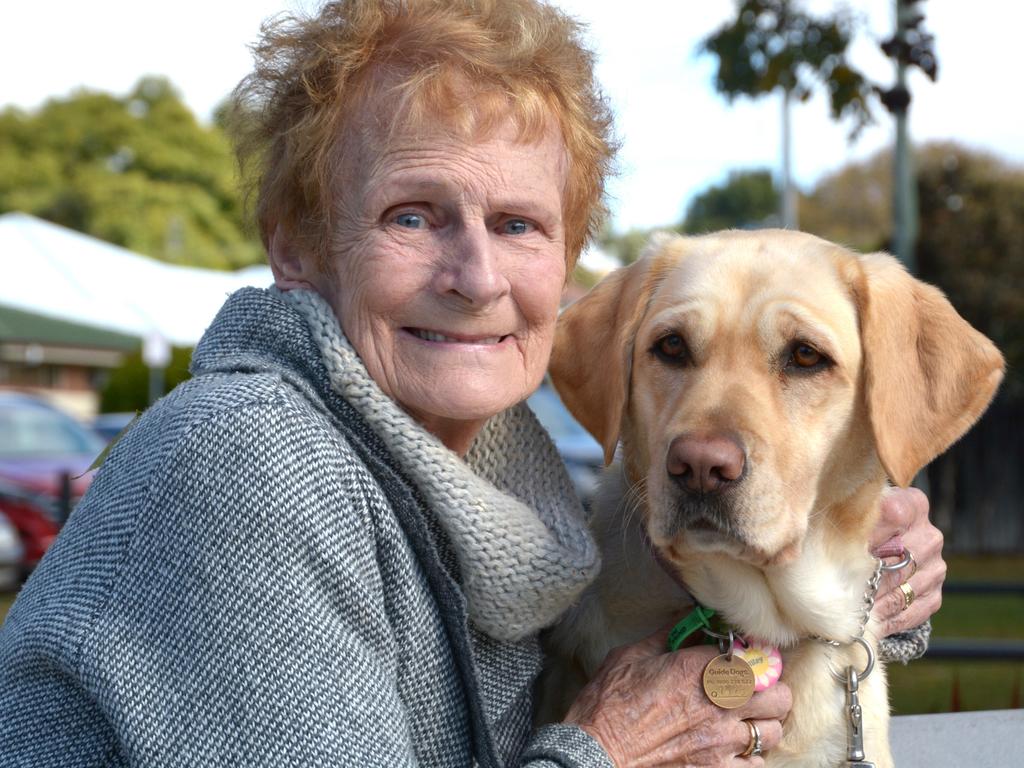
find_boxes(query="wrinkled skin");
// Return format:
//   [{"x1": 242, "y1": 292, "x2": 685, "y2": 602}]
[
  {"x1": 872, "y1": 487, "x2": 945, "y2": 637},
  {"x1": 565, "y1": 624, "x2": 792, "y2": 767}
]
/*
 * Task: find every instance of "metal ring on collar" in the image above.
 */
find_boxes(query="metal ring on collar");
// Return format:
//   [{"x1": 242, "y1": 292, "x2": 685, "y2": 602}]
[
  {"x1": 828, "y1": 635, "x2": 876, "y2": 683},
  {"x1": 880, "y1": 550, "x2": 913, "y2": 572},
  {"x1": 740, "y1": 719, "x2": 763, "y2": 758}
]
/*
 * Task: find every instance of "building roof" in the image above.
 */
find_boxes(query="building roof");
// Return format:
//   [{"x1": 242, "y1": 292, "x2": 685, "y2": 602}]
[
  {"x1": 0, "y1": 304, "x2": 138, "y2": 351},
  {"x1": 0, "y1": 212, "x2": 273, "y2": 347}
]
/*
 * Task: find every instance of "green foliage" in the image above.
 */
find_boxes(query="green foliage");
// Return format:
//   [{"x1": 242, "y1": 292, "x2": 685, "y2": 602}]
[
  {"x1": 700, "y1": 0, "x2": 874, "y2": 137},
  {"x1": 99, "y1": 346, "x2": 193, "y2": 413},
  {"x1": 798, "y1": 150, "x2": 892, "y2": 253},
  {"x1": 800, "y1": 143, "x2": 1024, "y2": 399},
  {"x1": 598, "y1": 227, "x2": 659, "y2": 265},
  {"x1": 681, "y1": 169, "x2": 779, "y2": 233},
  {"x1": 915, "y1": 145, "x2": 1024, "y2": 399},
  {"x1": 0, "y1": 77, "x2": 263, "y2": 269}
]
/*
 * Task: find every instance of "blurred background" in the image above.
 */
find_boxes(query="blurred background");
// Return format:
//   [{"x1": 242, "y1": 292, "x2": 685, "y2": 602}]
[{"x1": 0, "y1": 0, "x2": 1020, "y2": 716}]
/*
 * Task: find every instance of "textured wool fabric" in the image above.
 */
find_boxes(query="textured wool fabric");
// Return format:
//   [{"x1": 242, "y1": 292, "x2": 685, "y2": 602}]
[
  {"x1": 880, "y1": 620, "x2": 931, "y2": 664},
  {"x1": 281, "y1": 287, "x2": 599, "y2": 642},
  {"x1": 0, "y1": 287, "x2": 611, "y2": 768}
]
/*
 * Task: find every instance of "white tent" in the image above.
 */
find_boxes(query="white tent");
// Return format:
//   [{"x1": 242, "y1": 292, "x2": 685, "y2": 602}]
[{"x1": 0, "y1": 212, "x2": 273, "y2": 347}]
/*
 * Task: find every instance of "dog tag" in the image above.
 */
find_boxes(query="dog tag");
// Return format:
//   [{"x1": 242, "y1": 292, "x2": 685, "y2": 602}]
[
  {"x1": 736, "y1": 640, "x2": 783, "y2": 692},
  {"x1": 702, "y1": 654, "x2": 756, "y2": 708}
]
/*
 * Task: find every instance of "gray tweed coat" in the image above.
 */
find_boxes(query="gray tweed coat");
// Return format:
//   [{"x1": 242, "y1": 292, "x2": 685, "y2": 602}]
[{"x1": 0, "y1": 287, "x2": 611, "y2": 767}]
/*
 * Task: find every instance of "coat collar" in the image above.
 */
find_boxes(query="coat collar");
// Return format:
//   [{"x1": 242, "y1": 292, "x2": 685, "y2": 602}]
[{"x1": 193, "y1": 287, "x2": 599, "y2": 641}]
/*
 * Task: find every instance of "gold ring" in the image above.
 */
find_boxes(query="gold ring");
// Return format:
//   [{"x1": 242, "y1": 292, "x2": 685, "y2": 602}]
[
  {"x1": 899, "y1": 581, "x2": 915, "y2": 611},
  {"x1": 740, "y1": 719, "x2": 762, "y2": 758}
]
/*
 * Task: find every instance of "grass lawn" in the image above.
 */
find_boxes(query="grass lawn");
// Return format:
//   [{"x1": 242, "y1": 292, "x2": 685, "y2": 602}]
[
  {"x1": 1, "y1": 590, "x2": 13, "y2": 624},
  {"x1": 889, "y1": 554, "x2": 1024, "y2": 714},
  {"x1": 2, "y1": 555, "x2": 1021, "y2": 714}
]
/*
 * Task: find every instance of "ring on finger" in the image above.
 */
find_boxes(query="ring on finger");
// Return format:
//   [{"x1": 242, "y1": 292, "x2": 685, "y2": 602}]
[
  {"x1": 905, "y1": 548, "x2": 918, "y2": 578},
  {"x1": 740, "y1": 719, "x2": 763, "y2": 758},
  {"x1": 898, "y1": 581, "x2": 915, "y2": 611},
  {"x1": 880, "y1": 547, "x2": 917, "y2": 578}
]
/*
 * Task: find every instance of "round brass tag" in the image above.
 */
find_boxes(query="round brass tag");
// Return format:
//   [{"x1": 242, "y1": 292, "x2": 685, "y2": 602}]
[{"x1": 702, "y1": 654, "x2": 756, "y2": 709}]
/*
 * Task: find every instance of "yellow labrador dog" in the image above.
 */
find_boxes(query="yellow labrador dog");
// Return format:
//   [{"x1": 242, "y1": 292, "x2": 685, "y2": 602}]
[{"x1": 544, "y1": 230, "x2": 1003, "y2": 767}]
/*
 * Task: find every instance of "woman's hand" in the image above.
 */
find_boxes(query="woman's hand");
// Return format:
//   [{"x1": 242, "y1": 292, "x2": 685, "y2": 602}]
[
  {"x1": 564, "y1": 625, "x2": 792, "y2": 767},
  {"x1": 871, "y1": 487, "x2": 946, "y2": 637}
]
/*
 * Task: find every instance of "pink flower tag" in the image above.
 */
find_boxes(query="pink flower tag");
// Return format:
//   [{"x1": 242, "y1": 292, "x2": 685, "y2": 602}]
[{"x1": 736, "y1": 638, "x2": 783, "y2": 692}]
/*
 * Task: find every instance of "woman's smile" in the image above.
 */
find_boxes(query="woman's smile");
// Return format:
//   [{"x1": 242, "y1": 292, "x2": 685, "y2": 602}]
[
  {"x1": 302, "y1": 115, "x2": 568, "y2": 452},
  {"x1": 404, "y1": 327, "x2": 512, "y2": 346}
]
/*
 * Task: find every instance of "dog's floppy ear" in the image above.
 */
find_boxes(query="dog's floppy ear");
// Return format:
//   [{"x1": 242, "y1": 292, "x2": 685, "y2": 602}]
[
  {"x1": 550, "y1": 233, "x2": 676, "y2": 464},
  {"x1": 855, "y1": 252, "x2": 1004, "y2": 487}
]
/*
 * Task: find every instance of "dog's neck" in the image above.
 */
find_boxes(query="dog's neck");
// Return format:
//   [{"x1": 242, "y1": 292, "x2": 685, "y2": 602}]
[{"x1": 611, "y1": 464, "x2": 888, "y2": 649}]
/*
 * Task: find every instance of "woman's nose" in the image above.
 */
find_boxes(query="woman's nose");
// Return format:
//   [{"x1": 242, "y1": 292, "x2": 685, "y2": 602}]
[{"x1": 439, "y1": 226, "x2": 510, "y2": 308}]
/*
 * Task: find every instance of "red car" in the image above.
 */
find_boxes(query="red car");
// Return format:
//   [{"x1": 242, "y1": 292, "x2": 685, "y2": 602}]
[{"x1": 0, "y1": 392, "x2": 103, "y2": 573}]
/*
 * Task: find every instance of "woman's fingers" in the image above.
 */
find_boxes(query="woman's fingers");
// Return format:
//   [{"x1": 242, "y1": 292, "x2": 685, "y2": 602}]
[
  {"x1": 565, "y1": 622, "x2": 794, "y2": 767},
  {"x1": 871, "y1": 487, "x2": 928, "y2": 549},
  {"x1": 727, "y1": 717, "x2": 784, "y2": 765},
  {"x1": 569, "y1": 618, "x2": 790, "y2": 768},
  {"x1": 871, "y1": 486, "x2": 947, "y2": 636},
  {"x1": 875, "y1": 552, "x2": 946, "y2": 636},
  {"x1": 737, "y1": 681, "x2": 793, "y2": 723}
]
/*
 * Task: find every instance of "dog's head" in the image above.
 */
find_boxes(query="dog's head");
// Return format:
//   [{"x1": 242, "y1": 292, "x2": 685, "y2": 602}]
[{"x1": 551, "y1": 231, "x2": 1003, "y2": 570}]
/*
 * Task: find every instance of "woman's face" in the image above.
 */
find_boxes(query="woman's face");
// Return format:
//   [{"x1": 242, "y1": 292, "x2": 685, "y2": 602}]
[{"x1": 310, "y1": 117, "x2": 569, "y2": 452}]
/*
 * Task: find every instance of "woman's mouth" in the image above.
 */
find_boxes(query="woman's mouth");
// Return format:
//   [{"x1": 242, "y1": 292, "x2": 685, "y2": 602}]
[{"x1": 406, "y1": 328, "x2": 508, "y2": 345}]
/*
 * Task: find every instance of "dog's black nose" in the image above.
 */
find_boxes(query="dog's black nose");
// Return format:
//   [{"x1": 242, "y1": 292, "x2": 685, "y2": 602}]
[{"x1": 666, "y1": 433, "x2": 745, "y2": 494}]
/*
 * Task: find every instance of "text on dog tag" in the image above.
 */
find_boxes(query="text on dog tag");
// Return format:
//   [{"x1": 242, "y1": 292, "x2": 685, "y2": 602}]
[{"x1": 702, "y1": 654, "x2": 756, "y2": 709}]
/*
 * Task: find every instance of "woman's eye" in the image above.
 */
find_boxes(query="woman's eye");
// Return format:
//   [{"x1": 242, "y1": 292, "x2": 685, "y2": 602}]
[
  {"x1": 394, "y1": 212, "x2": 426, "y2": 229},
  {"x1": 653, "y1": 334, "x2": 689, "y2": 364},
  {"x1": 500, "y1": 218, "x2": 533, "y2": 236}
]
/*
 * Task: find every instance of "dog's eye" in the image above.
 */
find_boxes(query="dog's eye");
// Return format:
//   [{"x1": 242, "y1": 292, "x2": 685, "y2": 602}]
[
  {"x1": 787, "y1": 343, "x2": 831, "y2": 372},
  {"x1": 653, "y1": 334, "x2": 689, "y2": 364},
  {"x1": 793, "y1": 345, "x2": 821, "y2": 367}
]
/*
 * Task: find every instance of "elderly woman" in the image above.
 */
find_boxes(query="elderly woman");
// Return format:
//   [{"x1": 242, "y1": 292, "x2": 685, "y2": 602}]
[{"x1": 0, "y1": 1, "x2": 941, "y2": 765}]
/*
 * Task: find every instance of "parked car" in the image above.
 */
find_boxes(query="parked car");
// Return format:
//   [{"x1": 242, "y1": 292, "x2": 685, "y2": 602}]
[
  {"x1": 0, "y1": 511, "x2": 23, "y2": 591},
  {"x1": 526, "y1": 383, "x2": 604, "y2": 508},
  {"x1": 91, "y1": 411, "x2": 138, "y2": 442},
  {"x1": 0, "y1": 392, "x2": 104, "y2": 572}
]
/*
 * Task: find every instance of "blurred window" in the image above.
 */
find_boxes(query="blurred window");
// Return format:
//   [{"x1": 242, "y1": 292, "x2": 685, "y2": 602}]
[{"x1": 0, "y1": 403, "x2": 104, "y2": 457}]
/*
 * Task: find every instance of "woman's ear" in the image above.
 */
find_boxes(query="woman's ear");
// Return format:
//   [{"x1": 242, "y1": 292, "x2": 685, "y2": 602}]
[
  {"x1": 855, "y1": 252, "x2": 1004, "y2": 487},
  {"x1": 267, "y1": 224, "x2": 321, "y2": 292},
  {"x1": 550, "y1": 233, "x2": 681, "y2": 465}
]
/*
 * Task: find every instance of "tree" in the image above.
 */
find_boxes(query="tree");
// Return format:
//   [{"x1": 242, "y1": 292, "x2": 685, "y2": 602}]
[
  {"x1": 914, "y1": 145, "x2": 1024, "y2": 399},
  {"x1": 800, "y1": 142, "x2": 1024, "y2": 397},
  {"x1": 681, "y1": 169, "x2": 779, "y2": 234},
  {"x1": 598, "y1": 227, "x2": 656, "y2": 265},
  {"x1": 701, "y1": 1, "x2": 873, "y2": 134},
  {"x1": 700, "y1": 0, "x2": 938, "y2": 245},
  {"x1": 0, "y1": 77, "x2": 263, "y2": 269},
  {"x1": 700, "y1": 0, "x2": 873, "y2": 228},
  {"x1": 597, "y1": 170, "x2": 779, "y2": 264},
  {"x1": 798, "y1": 150, "x2": 892, "y2": 253}
]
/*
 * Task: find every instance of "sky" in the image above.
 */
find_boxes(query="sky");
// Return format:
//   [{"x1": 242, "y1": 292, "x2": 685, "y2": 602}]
[{"x1": 3, "y1": 1, "x2": 1022, "y2": 232}]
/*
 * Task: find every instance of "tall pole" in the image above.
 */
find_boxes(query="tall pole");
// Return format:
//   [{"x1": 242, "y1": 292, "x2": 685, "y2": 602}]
[
  {"x1": 892, "y1": 0, "x2": 918, "y2": 273},
  {"x1": 781, "y1": 87, "x2": 797, "y2": 229}
]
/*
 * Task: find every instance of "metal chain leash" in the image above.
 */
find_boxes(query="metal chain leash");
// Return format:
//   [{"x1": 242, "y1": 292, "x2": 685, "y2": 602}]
[
  {"x1": 811, "y1": 557, "x2": 884, "y2": 648},
  {"x1": 807, "y1": 558, "x2": 885, "y2": 768}
]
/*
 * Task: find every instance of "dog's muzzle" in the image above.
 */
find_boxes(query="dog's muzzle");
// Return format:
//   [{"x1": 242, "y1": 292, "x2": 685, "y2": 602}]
[
  {"x1": 666, "y1": 432, "x2": 746, "y2": 494},
  {"x1": 665, "y1": 432, "x2": 747, "y2": 539}
]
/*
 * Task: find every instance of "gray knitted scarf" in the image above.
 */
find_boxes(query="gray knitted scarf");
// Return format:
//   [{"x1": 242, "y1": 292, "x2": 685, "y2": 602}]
[{"x1": 281, "y1": 288, "x2": 600, "y2": 642}]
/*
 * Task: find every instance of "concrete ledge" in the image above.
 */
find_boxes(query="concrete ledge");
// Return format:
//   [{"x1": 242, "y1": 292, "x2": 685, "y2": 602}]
[{"x1": 891, "y1": 709, "x2": 1024, "y2": 767}]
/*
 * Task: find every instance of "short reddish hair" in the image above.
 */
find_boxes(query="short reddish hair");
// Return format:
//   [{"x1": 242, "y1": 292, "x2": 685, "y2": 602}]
[{"x1": 230, "y1": 0, "x2": 616, "y2": 271}]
